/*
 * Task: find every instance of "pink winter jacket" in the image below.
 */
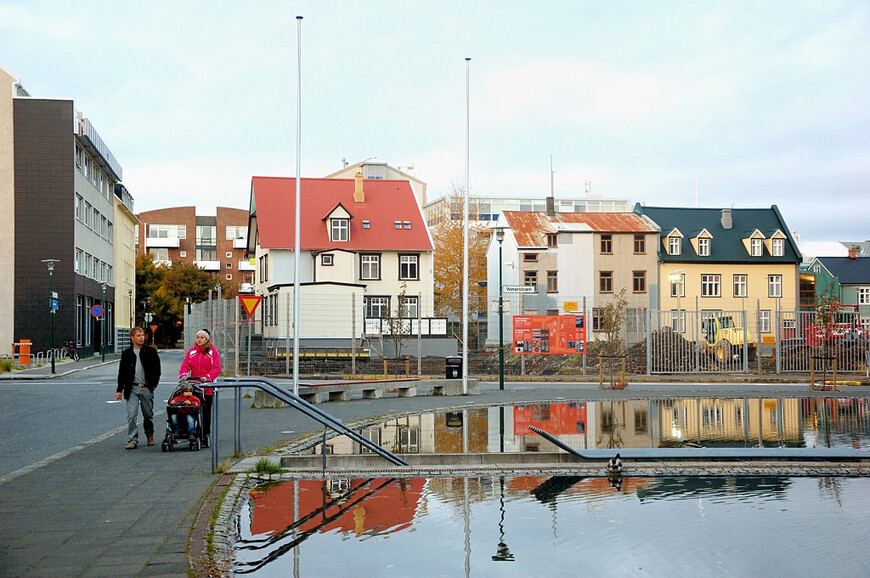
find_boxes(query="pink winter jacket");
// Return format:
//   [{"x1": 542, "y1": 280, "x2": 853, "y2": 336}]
[{"x1": 179, "y1": 344, "x2": 221, "y2": 383}]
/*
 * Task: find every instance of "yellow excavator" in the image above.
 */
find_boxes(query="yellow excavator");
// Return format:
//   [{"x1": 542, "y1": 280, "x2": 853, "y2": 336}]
[{"x1": 702, "y1": 315, "x2": 757, "y2": 363}]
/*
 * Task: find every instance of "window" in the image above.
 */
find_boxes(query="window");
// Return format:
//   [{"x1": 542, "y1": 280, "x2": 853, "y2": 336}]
[
  {"x1": 225, "y1": 252, "x2": 233, "y2": 258},
  {"x1": 225, "y1": 226, "x2": 246, "y2": 240},
  {"x1": 75, "y1": 144, "x2": 83, "y2": 168},
  {"x1": 360, "y1": 254, "x2": 380, "y2": 280},
  {"x1": 546, "y1": 233, "x2": 557, "y2": 248},
  {"x1": 84, "y1": 156, "x2": 91, "y2": 179},
  {"x1": 259, "y1": 255, "x2": 268, "y2": 282},
  {"x1": 671, "y1": 310, "x2": 686, "y2": 333},
  {"x1": 698, "y1": 237, "x2": 711, "y2": 256},
  {"x1": 362, "y1": 220, "x2": 370, "y2": 229},
  {"x1": 600, "y1": 234, "x2": 612, "y2": 254},
  {"x1": 196, "y1": 249, "x2": 217, "y2": 261},
  {"x1": 768, "y1": 274, "x2": 782, "y2": 298},
  {"x1": 600, "y1": 271, "x2": 613, "y2": 293},
  {"x1": 751, "y1": 238, "x2": 763, "y2": 256},
  {"x1": 859, "y1": 287, "x2": 870, "y2": 305},
  {"x1": 76, "y1": 249, "x2": 84, "y2": 274},
  {"x1": 670, "y1": 273, "x2": 685, "y2": 297},
  {"x1": 772, "y1": 238, "x2": 784, "y2": 257},
  {"x1": 179, "y1": 251, "x2": 187, "y2": 258},
  {"x1": 321, "y1": 254, "x2": 333, "y2": 266},
  {"x1": 403, "y1": 221, "x2": 411, "y2": 229},
  {"x1": 524, "y1": 270, "x2": 537, "y2": 287},
  {"x1": 399, "y1": 254, "x2": 419, "y2": 280},
  {"x1": 85, "y1": 202, "x2": 92, "y2": 227},
  {"x1": 148, "y1": 224, "x2": 186, "y2": 239},
  {"x1": 75, "y1": 194, "x2": 83, "y2": 221},
  {"x1": 633, "y1": 271, "x2": 646, "y2": 293},
  {"x1": 759, "y1": 310, "x2": 771, "y2": 333},
  {"x1": 394, "y1": 220, "x2": 402, "y2": 229},
  {"x1": 226, "y1": 274, "x2": 232, "y2": 280},
  {"x1": 225, "y1": 263, "x2": 232, "y2": 269},
  {"x1": 523, "y1": 253, "x2": 538, "y2": 262},
  {"x1": 634, "y1": 234, "x2": 645, "y2": 254},
  {"x1": 547, "y1": 271, "x2": 558, "y2": 293},
  {"x1": 196, "y1": 225, "x2": 216, "y2": 245},
  {"x1": 400, "y1": 296, "x2": 418, "y2": 318},
  {"x1": 669, "y1": 236, "x2": 681, "y2": 255},
  {"x1": 365, "y1": 296, "x2": 389, "y2": 318},
  {"x1": 592, "y1": 308, "x2": 603, "y2": 331},
  {"x1": 149, "y1": 248, "x2": 169, "y2": 261},
  {"x1": 701, "y1": 274, "x2": 721, "y2": 297},
  {"x1": 107, "y1": 221, "x2": 113, "y2": 243},
  {"x1": 733, "y1": 274, "x2": 748, "y2": 298},
  {"x1": 331, "y1": 218, "x2": 349, "y2": 241}
]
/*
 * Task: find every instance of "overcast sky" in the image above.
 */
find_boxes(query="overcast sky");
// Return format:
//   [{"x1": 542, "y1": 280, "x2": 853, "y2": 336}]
[{"x1": 2, "y1": 1, "x2": 868, "y2": 242}]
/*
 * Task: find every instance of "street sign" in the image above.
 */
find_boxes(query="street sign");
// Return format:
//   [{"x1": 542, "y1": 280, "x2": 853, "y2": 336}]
[
  {"x1": 503, "y1": 285, "x2": 535, "y2": 294},
  {"x1": 90, "y1": 304, "x2": 103, "y2": 318},
  {"x1": 144, "y1": 313, "x2": 153, "y2": 322},
  {"x1": 239, "y1": 295, "x2": 263, "y2": 317},
  {"x1": 50, "y1": 298, "x2": 59, "y2": 311}
]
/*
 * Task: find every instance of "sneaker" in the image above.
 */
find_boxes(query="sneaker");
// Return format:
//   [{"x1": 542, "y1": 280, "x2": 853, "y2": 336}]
[
  {"x1": 125, "y1": 441, "x2": 137, "y2": 450},
  {"x1": 146, "y1": 435, "x2": 155, "y2": 446}
]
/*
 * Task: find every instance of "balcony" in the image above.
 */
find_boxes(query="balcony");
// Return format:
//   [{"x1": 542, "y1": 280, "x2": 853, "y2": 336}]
[
  {"x1": 145, "y1": 236, "x2": 180, "y2": 248},
  {"x1": 195, "y1": 260, "x2": 221, "y2": 271},
  {"x1": 238, "y1": 259, "x2": 256, "y2": 271},
  {"x1": 232, "y1": 237, "x2": 248, "y2": 249}
]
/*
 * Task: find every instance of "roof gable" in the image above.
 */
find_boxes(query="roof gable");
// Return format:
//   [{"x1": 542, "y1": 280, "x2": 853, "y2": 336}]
[
  {"x1": 502, "y1": 211, "x2": 657, "y2": 248},
  {"x1": 250, "y1": 177, "x2": 433, "y2": 252},
  {"x1": 816, "y1": 257, "x2": 870, "y2": 285},
  {"x1": 635, "y1": 205, "x2": 801, "y2": 264}
]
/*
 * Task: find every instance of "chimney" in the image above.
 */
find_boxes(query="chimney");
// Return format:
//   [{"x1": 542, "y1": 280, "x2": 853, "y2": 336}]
[
  {"x1": 353, "y1": 171, "x2": 365, "y2": 203},
  {"x1": 545, "y1": 195, "x2": 555, "y2": 217},
  {"x1": 721, "y1": 208, "x2": 732, "y2": 230},
  {"x1": 849, "y1": 247, "x2": 858, "y2": 259}
]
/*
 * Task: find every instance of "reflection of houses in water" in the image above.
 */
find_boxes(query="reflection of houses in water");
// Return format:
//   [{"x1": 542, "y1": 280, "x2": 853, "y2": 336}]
[
  {"x1": 511, "y1": 402, "x2": 588, "y2": 453},
  {"x1": 652, "y1": 398, "x2": 802, "y2": 447},
  {"x1": 801, "y1": 397, "x2": 870, "y2": 449},
  {"x1": 247, "y1": 478, "x2": 425, "y2": 538}
]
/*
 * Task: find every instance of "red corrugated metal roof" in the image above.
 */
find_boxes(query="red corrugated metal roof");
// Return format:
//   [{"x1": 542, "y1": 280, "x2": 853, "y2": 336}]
[
  {"x1": 504, "y1": 210, "x2": 658, "y2": 247},
  {"x1": 251, "y1": 176, "x2": 433, "y2": 251}
]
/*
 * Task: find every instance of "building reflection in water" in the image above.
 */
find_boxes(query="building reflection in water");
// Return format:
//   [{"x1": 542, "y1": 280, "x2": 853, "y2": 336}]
[{"x1": 312, "y1": 397, "x2": 870, "y2": 457}]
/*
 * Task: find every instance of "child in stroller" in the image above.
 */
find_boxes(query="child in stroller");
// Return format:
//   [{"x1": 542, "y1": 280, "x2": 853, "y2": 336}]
[{"x1": 162, "y1": 379, "x2": 205, "y2": 452}]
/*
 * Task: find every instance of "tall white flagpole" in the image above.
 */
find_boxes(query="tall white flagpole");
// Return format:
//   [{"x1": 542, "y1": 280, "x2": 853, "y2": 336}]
[
  {"x1": 293, "y1": 15, "x2": 303, "y2": 395},
  {"x1": 462, "y1": 57, "x2": 470, "y2": 395}
]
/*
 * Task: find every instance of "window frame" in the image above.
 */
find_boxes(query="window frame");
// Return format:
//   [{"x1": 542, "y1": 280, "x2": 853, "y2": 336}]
[
  {"x1": 669, "y1": 236, "x2": 681, "y2": 255},
  {"x1": 523, "y1": 270, "x2": 538, "y2": 287},
  {"x1": 768, "y1": 274, "x2": 782, "y2": 298},
  {"x1": 670, "y1": 273, "x2": 685, "y2": 298},
  {"x1": 600, "y1": 234, "x2": 613, "y2": 254},
  {"x1": 546, "y1": 270, "x2": 558, "y2": 293},
  {"x1": 697, "y1": 237, "x2": 711, "y2": 256},
  {"x1": 750, "y1": 238, "x2": 763, "y2": 256},
  {"x1": 331, "y1": 218, "x2": 349, "y2": 242},
  {"x1": 859, "y1": 287, "x2": 870, "y2": 305},
  {"x1": 701, "y1": 274, "x2": 721, "y2": 297},
  {"x1": 633, "y1": 234, "x2": 646, "y2": 254},
  {"x1": 364, "y1": 296, "x2": 390, "y2": 318},
  {"x1": 733, "y1": 274, "x2": 748, "y2": 298},
  {"x1": 632, "y1": 270, "x2": 647, "y2": 293},
  {"x1": 360, "y1": 253, "x2": 381, "y2": 280},
  {"x1": 600, "y1": 271, "x2": 613, "y2": 293},
  {"x1": 771, "y1": 238, "x2": 784, "y2": 257},
  {"x1": 399, "y1": 254, "x2": 419, "y2": 281}
]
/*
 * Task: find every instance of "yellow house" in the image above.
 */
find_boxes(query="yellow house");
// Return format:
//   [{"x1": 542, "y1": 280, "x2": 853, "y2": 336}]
[{"x1": 634, "y1": 205, "x2": 801, "y2": 340}]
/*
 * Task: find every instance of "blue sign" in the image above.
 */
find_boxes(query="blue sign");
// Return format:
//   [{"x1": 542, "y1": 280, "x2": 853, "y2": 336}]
[
  {"x1": 90, "y1": 304, "x2": 103, "y2": 318},
  {"x1": 50, "y1": 298, "x2": 59, "y2": 311}
]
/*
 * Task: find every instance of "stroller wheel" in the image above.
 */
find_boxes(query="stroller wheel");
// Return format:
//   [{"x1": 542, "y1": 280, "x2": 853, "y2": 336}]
[
  {"x1": 161, "y1": 441, "x2": 169, "y2": 452},
  {"x1": 190, "y1": 439, "x2": 199, "y2": 451}
]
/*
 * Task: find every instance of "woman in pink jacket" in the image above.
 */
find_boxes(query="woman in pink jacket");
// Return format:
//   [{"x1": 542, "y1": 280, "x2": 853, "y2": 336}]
[{"x1": 180, "y1": 328, "x2": 221, "y2": 446}]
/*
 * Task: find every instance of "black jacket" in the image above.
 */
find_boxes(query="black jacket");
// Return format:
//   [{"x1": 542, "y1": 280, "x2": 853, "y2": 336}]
[{"x1": 116, "y1": 345, "x2": 162, "y2": 400}]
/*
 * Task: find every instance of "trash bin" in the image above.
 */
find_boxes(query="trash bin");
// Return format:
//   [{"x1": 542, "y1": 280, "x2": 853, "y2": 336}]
[{"x1": 445, "y1": 355, "x2": 462, "y2": 379}]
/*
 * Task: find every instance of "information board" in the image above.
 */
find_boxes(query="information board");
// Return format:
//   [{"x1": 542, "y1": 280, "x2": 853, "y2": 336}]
[{"x1": 512, "y1": 314, "x2": 586, "y2": 354}]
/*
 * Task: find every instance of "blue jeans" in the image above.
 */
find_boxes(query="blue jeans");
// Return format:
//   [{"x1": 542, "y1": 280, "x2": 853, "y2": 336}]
[
  {"x1": 171, "y1": 413, "x2": 196, "y2": 437},
  {"x1": 126, "y1": 385, "x2": 154, "y2": 444}
]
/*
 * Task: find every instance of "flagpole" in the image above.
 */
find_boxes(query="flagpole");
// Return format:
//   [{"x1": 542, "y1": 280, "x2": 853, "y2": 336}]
[
  {"x1": 293, "y1": 15, "x2": 303, "y2": 395},
  {"x1": 462, "y1": 57, "x2": 470, "y2": 395}
]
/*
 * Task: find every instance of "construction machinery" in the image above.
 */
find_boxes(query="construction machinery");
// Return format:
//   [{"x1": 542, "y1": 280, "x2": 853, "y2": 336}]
[{"x1": 702, "y1": 314, "x2": 757, "y2": 363}]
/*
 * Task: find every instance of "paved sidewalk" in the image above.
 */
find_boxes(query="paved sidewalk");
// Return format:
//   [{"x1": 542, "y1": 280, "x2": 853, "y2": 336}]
[{"x1": 0, "y1": 365, "x2": 862, "y2": 576}]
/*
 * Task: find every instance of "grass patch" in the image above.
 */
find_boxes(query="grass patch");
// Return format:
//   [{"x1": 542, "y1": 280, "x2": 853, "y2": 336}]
[
  {"x1": 0, "y1": 359, "x2": 14, "y2": 373},
  {"x1": 250, "y1": 457, "x2": 283, "y2": 476}
]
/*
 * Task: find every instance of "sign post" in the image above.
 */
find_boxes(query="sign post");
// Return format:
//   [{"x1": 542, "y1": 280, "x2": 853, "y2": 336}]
[{"x1": 238, "y1": 295, "x2": 263, "y2": 376}]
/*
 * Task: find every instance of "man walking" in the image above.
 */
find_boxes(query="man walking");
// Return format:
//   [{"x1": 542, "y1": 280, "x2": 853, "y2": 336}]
[{"x1": 116, "y1": 326, "x2": 161, "y2": 449}]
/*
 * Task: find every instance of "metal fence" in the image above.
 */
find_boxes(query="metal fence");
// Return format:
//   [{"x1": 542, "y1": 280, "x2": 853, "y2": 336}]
[
  {"x1": 776, "y1": 310, "x2": 869, "y2": 373},
  {"x1": 646, "y1": 310, "x2": 752, "y2": 374}
]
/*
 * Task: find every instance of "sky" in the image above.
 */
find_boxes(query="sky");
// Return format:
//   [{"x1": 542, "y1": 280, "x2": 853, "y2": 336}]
[{"x1": 1, "y1": 0, "x2": 868, "y2": 243}]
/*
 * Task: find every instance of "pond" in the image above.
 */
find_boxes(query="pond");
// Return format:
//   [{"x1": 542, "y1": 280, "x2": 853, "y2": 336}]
[
  {"x1": 232, "y1": 396, "x2": 870, "y2": 575},
  {"x1": 234, "y1": 475, "x2": 870, "y2": 576}
]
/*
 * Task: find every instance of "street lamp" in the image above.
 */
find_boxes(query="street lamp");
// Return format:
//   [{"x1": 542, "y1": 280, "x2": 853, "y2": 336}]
[
  {"x1": 101, "y1": 282, "x2": 107, "y2": 362},
  {"x1": 491, "y1": 476, "x2": 514, "y2": 562},
  {"x1": 128, "y1": 289, "x2": 133, "y2": 329},
  {"x1": 495, "y1": 227, "x2": 505, "y2": 391},
  {"x1": 41, "y1": 259, "x2": 59, "y2": 374}
]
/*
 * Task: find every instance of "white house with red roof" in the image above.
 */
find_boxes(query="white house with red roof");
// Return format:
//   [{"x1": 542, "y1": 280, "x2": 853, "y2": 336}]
[{"x1": 247, "y1": 173, "x2": 437, "y2": 348}]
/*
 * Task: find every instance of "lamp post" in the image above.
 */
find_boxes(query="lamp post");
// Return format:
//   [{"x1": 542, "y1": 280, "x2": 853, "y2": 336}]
[
  {"x1": 42, "y1": 259, "x2": 59, "y2": 374},
  {"x1": 101, "y1": 282, "x2": 107, "y2": 362},
  {"x1": 496, "y1": 228, "x2": 505, "y2": 391},
  {"x1": 128, "y1": 289, "x2": 133, "y2": 329}
]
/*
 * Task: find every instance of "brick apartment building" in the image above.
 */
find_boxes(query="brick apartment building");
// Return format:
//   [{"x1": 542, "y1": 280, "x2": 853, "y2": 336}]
[{"x1": 136, "y1": 206, "x2": 253, "y2": 289}]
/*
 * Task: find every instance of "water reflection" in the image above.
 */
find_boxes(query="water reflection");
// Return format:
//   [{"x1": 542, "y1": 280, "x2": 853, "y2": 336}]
[
  {"x1": 312, "y1": 397, "x2": 870, "y2": 456},
  {"x1": 235, "y1": 474, "x2": 870, "y2": 576}
]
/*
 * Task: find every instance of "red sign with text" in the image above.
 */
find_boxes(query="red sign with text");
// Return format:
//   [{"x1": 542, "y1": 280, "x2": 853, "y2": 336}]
[{"x1": 512, "y1": 315, "x2": 586, "y2": 354}]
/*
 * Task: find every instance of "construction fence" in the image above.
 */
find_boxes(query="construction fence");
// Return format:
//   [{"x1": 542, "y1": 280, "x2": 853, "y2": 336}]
[{"x1": 186, "y1": 294, "x2": 869, "y2": 377}]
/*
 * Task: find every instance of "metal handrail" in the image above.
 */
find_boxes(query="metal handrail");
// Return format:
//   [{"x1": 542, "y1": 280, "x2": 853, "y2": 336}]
[{"x1": 211, "y1": 377, "x2": 409, "y2": 472}]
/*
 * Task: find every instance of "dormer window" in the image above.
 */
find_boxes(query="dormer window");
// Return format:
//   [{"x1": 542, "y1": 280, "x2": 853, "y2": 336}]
[
  {"x1": 750, "y1": 238, "x2": 763, "y2": 256},
  {"x1": 669, "y1": 236, "x2": 681, "y2": 255},
  {"x1": 394, "y1": 221, "x2": 402, "y2": 229},
  {"x1": 403, "y1": 221, "x2": 411, "y2": 229},
  {"x1": 362, "y1": 220, "x2": 370, "y2": 229},
  {"x1": 697, "y1": 237, "x2": 711, "y2": 256},
  {"x1": 331, "y1": 218, "x2": 349, "y2": 242},
  {"x1": 771, "y1": 238, "x2": 784, "y2": 257}
]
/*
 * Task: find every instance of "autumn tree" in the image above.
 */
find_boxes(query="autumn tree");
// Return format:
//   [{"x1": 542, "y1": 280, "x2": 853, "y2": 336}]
[
  {"x1": 136, "y1": 254, "x2": 230, "y2": 347},
  {"x1": 432, "y1": 186, "x2": 490, "y2": 327}
]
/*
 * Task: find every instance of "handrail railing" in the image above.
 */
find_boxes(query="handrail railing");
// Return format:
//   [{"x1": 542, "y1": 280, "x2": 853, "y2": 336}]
[{"x1": 213, "y1": 377, "x2": 409, "y2": 472}]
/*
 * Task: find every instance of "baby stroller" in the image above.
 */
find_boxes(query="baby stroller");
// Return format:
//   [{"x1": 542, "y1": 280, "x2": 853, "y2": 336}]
[{"x1": 161, "y1": 378, "x2": 206, "y2": 452}]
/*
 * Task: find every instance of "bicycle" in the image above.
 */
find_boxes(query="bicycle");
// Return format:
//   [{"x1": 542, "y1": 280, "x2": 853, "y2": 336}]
[{"x1": 64, "y1": 341, "x2": 80, "y2": 361}]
